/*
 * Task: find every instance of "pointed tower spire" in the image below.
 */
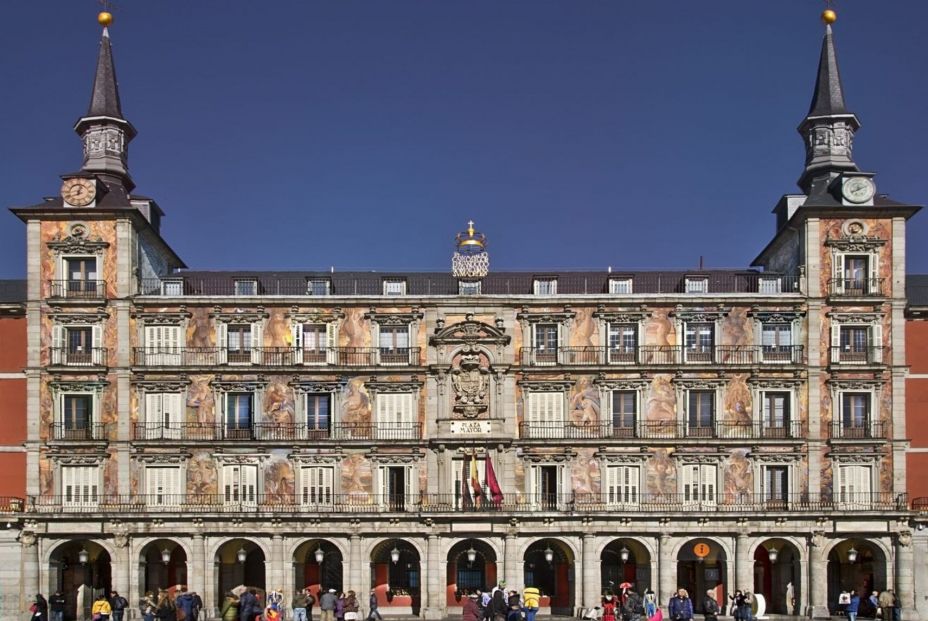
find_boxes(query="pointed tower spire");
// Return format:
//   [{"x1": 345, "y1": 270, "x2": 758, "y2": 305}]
[
  {"x1": 73, "y1": 12, "x2": 137, "y2": 191},
  {"x1": 797, "y1": 11, "x2": 860, "y2": 196}
]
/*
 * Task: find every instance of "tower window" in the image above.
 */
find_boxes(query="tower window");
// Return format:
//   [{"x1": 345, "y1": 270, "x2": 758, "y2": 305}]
[{"x1": 533, "y1": 278, "x2": 558, "y2": 295}]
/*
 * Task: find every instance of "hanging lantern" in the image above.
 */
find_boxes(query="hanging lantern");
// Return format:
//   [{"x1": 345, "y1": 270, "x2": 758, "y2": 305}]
[
  {"x1": 78, "y1": 547, "x2": 90, "y2": 565},
  {"x1": 767, "y1": 547, "x2": 779, "y2": 564},
  {"x1": 466, "y1": 546, "x2": 477, "y2": 565},
  {"x1": 847, "y1": 547, "x2": 858, "y2": 563},
  {"x1": 315, "y1": 547, "x2": 325, "y2": 564},
  {"x1": 619, "y1": 547, "x2": 630, "y2": 563},
  {"x1": 161, "y1": 548, "x2": 172, "y2": 565},
  {"x1": 237, "y1": 546, "x2": 248, "y2": 564},
  {"x1": 544, "y1": 546, "x2": 554, "y2": 564},
  {"x1": 390, "y1": 546, "x2": 401, "y2": 565}
]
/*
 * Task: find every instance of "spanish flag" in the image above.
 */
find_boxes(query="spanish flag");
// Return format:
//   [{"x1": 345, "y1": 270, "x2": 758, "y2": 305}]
[{"x1": 470, "y1": 449, "x2": 484, "y2": 506}]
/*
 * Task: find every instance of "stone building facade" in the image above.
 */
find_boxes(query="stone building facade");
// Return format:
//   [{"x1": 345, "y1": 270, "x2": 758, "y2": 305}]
[{"x1": 2, "y1": 15, "x2": 926, "y2": 621}]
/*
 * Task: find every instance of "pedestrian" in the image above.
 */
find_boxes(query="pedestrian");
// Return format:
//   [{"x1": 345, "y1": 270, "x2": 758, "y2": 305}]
[
  {"x1": 491, "y1": 589, "x2": 508, "y2": 621},
  {"x1": 92, "y1": 592, "x2": 113, "y2": 621},
  {"x1": 603, "y1": 593, "x2": 618, "y2": 621},
  {"x1": 703, "y1": 590, "x2": 720, "y2": 621},
  {"x1": 306, "y1": 588, "x2": 316, "y2": 621},
  {"x1": 522, "y1": 585, "x2": 540, "y2": 621},
  {"x1": 335, "y1": 591, "x2": 346, "y2": 621},
  {"x1": 643, "y1": 590, "x2": 658, "y2": 621},
  {"x1": 740, "y1": 593, "x2": 754, "y2": 621},
  {"x1": 668, "y1": 589, "x2": 693, "y2": 621},
  {"x1": 109, "y1": 591, "x2": 128, "y2": 621},
  {"x1": 878, "y1": 590, "x2": 893, "y2": 619},
  {"x1": 239, "y1": 588, "x2": 258, "y2": 621},
  {"x1": 507, "y1": 590, "x2": 521, "y2": 609},
  {"x1": 622, "y1": 587, "x2": 645, "y2": 621},
  {"x1": 220, "y1": 592, "x2": 240, "y2": 621},
  {"x1": 155, "y1": 591, "x2": 175, "y2": 621},
  {"x1": 31, "y1": 593, "x2": 48, "y2": 621},
  {"x1": 847, "y1": 590, "x2": 860, "y2": 621},
  {"x1": 50, "y1": 590, "x2": 66, "y2": 621},
  {"x1": 344, "y1": 590, "x2": 359, "y2": 621},
  {"x1": 190, "y1": 591, "x2": 203, "y2": 621},
  {"x1": 890, "y1": 590, "x2": 901, "y2": 621},
  {"x1": 481, "y1": 589, "x2": 493, "y2": 621},
  {"x1": 729, "y1": 591, "x2": 746, "y2": 621},
  {"x1": 869, "y1": 591, "x2": 880, "y2": 618},
  {"x1": 293, "y1": 588, "x2": 310, "y2": 621},
  {"x1": 463, "y1": 593, "x2": 481, "y2": 621},
  {"x1": 368, "y1": 589, "x2": 383, "y2": 621},
  {"x1": 320, "y1": 588, "x2": 338, "y2": 621},
  {"x1": 139, "y1": 591, "x2": 157, "y2": 621},
  {"x1": 176, "y1": 587, "x2": 194, "y2": 621}
]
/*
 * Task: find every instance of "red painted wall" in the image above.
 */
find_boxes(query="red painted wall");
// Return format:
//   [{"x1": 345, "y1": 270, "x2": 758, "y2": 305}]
[
  {"x1": 0, "y1": 315, "x2": 25, "y2": 371},
  {"x1": 906, "y1": 320, "x2": 928, "y2": 501},
  {"x1": 0, "y1": 314, "x2": 25, "y2": 499}
]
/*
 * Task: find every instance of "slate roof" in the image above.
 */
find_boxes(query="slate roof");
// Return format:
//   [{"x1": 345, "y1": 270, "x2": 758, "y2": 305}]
[
  {"x1": 0, "y1": 280, "x2": 26, "y2": 304},
  {"x1": 807, "y1": 25, "x2": 851, "y2": 118},
  {"x1": 907, "y1": 275, "x2": 928, "y2": 307},
  {"x1": 86, "y1": 29, "x2": 125, "y2": 120}
]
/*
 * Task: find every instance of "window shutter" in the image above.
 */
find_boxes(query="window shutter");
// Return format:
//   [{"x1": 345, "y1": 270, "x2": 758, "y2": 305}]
[
  {"x1": 91, "y1": 325, "x2": 102, "y2": 364},
  {"x1": 251, "y1": 323, "x2": 263, "y2": 364},
  {"x1": 144, "y1": 393, "x2": 161, "y2": 427},
  {"x1": 834, "y1": 254, "x2": 845, "y2": 293},
  {"x1": 292, "y1": 324, "x2": 303, "y2": 364},
  {"x1": 868, "y1": 254, "x2": 879, "y2": 291},
  {"x1": 243, "y1": 465, "x2": 257, "y2": 504},
  {"x1": 871, "y1": 324, "x2": 883, "y2": 363},
  {"x1": 702, "y1": 465, "x2": 717, "y2": 505},
  {"x1": 831, "y1": 322, "x2": 842, "y2": 362},
  {"x1": 217, "y1": 391, "x2": 227, "y2": 431},
  {"x1": 326, "y1": 323, "x2": 338, "y2": 364},
  {"x1": 165, "y1": 393, "x2": 182, "y2": 438},
  {"x1": 52, "y1": 325, "x2": 63, "y2": 364},
  {"x1": 217, "y1": 323, "x2": 228, "y2": 364},
  {"x1": 682, "y1": 465, "x2": 696, "y2": 503}
]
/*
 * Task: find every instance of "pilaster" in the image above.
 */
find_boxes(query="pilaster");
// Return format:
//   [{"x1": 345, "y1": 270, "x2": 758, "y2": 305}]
[
  {"x1": 735, "y1": 533, "x2": 753, "y2": 593},
  {"x1": 658, "y1": 534, "x2": 673, "y2": 608},
  {"x1": 581, "y1": 534, "x2": 599, "y2": 612},
  {"x1": 504, "y1": 533, "x2": 519, "y2": 589},
  {"x1": 895, "y1": 532, "x2": 914, "y2": 619},
  {"x1": 349, "y1": 535, "x2": 362, "y2": 596},
  {"x1": 808, "y1": 534, "x2": 829, "y2": 619}
]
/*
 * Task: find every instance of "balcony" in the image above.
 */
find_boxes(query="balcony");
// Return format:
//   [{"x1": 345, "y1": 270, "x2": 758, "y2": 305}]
[
  {"x1": 47, "y1": 279, "x2": 107, "y2": 300},
  {"x1": 518, "y1": 420, "x2": 804, "y2": 440},
  {"x1": 49, "y1": 423, "x2": 108, "y2": 442},
  {"x1": 132, "y1": 422, "x2": 422, "y2": 442},
  {"x1": 22, "y1": 491, "x2": 907, "y2": 515},
  {"x1": 520, "y1": 345, "x2": 804, "y2": 367},
  {"x1": 829, "y1": 278, "x2": 885, "y2": 298},
  {"x1": 830, "y1": 346, "x2": 885, "y2": 366},
  {"x1": 49, "y1": 347, "x2": 107, "y2": 367},
  {"x1": 132, "y1": 346, "x2": 421, "y2": 367},
  {"x1": 831, "y1": 421, "x2": 886, "y2": 440}
]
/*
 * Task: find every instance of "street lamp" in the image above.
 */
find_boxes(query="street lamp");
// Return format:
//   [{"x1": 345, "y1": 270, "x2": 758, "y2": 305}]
[
  {"x1": 544, "y1": 546, "x2": 554, "y2": 564},
  {"x1": 619, "y1": 547, "x2": 630, "y2": 563},
  {"x1": 466, "y1": 546, "x2": 477, "y2": 565},
  {"x1": 237, "y1": 546, "x2": 248, "y2": 564},
  {"x1": 847, "y1": 547, "x2": 858, "y2": 563},
  {"x1": 767, "y1": 547, "x2": 778, "y2": 564},
  {"x1": 78, "y1": 547, "x2": 89, "y2": 565},
  {"x1": 315, "y1": 547, "x2": 325, "y2": 564},
  {"x1": 390, "y1": 547, "x2": 401, "y2": 565},
  {"x1": 161, "y1": 548, "x2": 172, "y2": 565}
]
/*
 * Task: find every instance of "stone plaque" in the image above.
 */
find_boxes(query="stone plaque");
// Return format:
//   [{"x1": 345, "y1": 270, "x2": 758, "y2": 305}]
[{"x1": 449, "y1": 420, "x2": 492, "y2": 435}]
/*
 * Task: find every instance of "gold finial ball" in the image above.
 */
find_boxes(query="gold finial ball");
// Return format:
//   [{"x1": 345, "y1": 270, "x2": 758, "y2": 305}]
[
  {"x1": 821, "y1": 9, "x2": 837, "y2": 25},
  {"x1": 98, "y1": 11, "x2": 114, "y2": 27}
]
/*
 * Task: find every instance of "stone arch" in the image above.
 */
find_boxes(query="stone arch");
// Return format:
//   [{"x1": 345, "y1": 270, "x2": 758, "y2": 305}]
[
  {"x1": 135, "y1": 537, "x2": 190, "y2": 597},
  {"x1": 675, "y1": 537, "x2": 729, "y2": 614},
  {"x1": 47, "y1": 538, "x2": 114, "y2": 621},
  {"x1": 214, "y1": 538, "x2": 267, "y2": 606},
  {"x1": 752, "y1": 537, "x2": 803, "y2": 615},
  {"x1": 826, "y1": 538, "x2": 890, "y2": 616},
  {"x1": 522, "y1": 537, "x2": 576, "y2": 615},
  {"x1": 446, "y1": 538, "x2": 500, "y2": 606},
  {"x1": 598, "y1": 537, "x2": 653, "y2": 595},
  {"x1": 439, "y1": 536, "x2": 503, "y2": 561},
  {"x1": 292, "y1": 538, "x2": 345, "y2": 595},
  {"x1": 208, "y1": 536, "x2": 271, "y2": 562},
  {"x1": 517, "y1": 536, "x2": 579, "y2": 562},
  {"x1": 44, "y1": 537, "x2": 116, "y2": 566},
  {"x1": 369, "y1": 538, "x2": 422, "y2": 616}
]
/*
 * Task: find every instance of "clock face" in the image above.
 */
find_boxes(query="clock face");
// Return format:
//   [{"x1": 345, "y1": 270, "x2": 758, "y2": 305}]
[
  {"x1": 61, "y1": 178, "x2": 96, "y2": 207},
  {"x1": 842, "y1": 177, "x2": 875, "y2": 204}
]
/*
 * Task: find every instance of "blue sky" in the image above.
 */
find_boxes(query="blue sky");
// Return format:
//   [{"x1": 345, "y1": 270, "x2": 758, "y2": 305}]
[{"x1": 1, "y1": 2, "x2": 926, "y2": 275}]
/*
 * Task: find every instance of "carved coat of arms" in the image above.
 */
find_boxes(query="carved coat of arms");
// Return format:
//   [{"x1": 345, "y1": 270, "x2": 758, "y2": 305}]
[{"x1": 451, "y1": 351, "x2": 489, "y2": 418}]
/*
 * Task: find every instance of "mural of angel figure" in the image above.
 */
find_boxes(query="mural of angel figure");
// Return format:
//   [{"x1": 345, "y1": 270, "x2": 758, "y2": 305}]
[
  {"x1": 722, "y1": 449, "x2": 753, "y2": 502},
  {"x1": 187, "y1": 307, "x2": 213, "y2": 348},
  {"x1": 187, "y1": 453, "x2": 218, "y2": 497},
  {"x1": 571, "y1": 450, "x2": 601, "y2": 498},
  {"x1": 571, "y1": 307, "x2": 597, "y2": 347},
  {"x1": 645, "y1": 449, "x2": 677, "y2": 499},
  {"x1": 340, "y1": 308, "x2": 370, "y2": 348},
  {"x1": 722, "y1": 374, "x2": 752, "y2": 432},
  {"x1": 264, "y1": 456, "x2": 295, "y2": 504},
  {"x1": 342, "y1": 378, "x2": 371, "y2": 425},
  {"x1": 341, "y1": 454, "x2": 372, "y2": 499},
  {"x1": 264, "y1": 380, "x2": 295, "y2": 426},
  {"x1": 646, "y1": 375, "x2": 676, "y2": 431},
  {"x1": 568, "y1": 376, "x2": 601, "y2": 427},
  {"x1": 645, "y1": 309, "x2": 676, "y2": 347},
  {"x1": 186, "y1": 375, "x2": 215, "y2": 424}
]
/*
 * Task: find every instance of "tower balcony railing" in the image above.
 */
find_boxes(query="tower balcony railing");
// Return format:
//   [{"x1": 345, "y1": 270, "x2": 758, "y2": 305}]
[
  {"x1": 829, "y1": 346, "x2": 886, "y2": 365},
  {"x1": 830, "y1": 421, "x2": 887, "y2": 440},
  {"x1": 49, "y1": 423, "x2": 109, "y2": 442},
  {"x1": 828, "y1": 277, "x2": 885, "y2": 297},
  {"x1": 131, "y1": 421, "x2": 422, "y2": 442},
  {"x1": 47, "y1": 279, "x2": 107, "y2": 300},
  {"x1": 132, "y1": 346, "x2": 420, "y2": 367},
  {"x1": 48, "y1": 347, "x2": 107, "y2": 367},
  {"x1": 520, "y1": 345, "x2": 804, "y2": 367},
  {"x1": 518, "y1": 420, "x2": 804, "y2": 440},
  {"x1": 22, "y1": 491, "x2": 907, "y2": 515}
]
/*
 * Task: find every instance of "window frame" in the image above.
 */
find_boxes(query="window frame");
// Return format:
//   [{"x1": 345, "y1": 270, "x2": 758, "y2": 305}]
[
  {"x1": 608, "y1": 278, "x2": 633, "y2": 295},
  {"x1": 685, "y1": 389, "x2": 716, "y2": 437},
  {"x1": 382, "y1": 279, "x2": 407, "y2": 296},
  {"x1": 533, "y1": 278, "x2": 558, "y2": 296}
]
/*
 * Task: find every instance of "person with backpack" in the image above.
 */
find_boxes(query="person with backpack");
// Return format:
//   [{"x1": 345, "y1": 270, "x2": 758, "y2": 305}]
[
  {"x1": 703, "y1": 591, "x2": 720, "y2": 621},
  {"x1": 50, "y1": 590, "x2": 66, "y2": 621},
  {"x1": 109, "y1": 591, "x2": 129, "y2": 621},
  {"x1": 522, "y1": 585, "x2": 540, "y2": 621},
  {"x1": 622, "y1": 588, "x2": 645, "y2": 621}
]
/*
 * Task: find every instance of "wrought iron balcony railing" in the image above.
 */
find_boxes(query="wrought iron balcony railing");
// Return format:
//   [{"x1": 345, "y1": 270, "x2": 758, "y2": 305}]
[
  {"x1": 132, "y1": 346, "x2": 421, "y2": 367},
  {"x1": 49, "y1": 423, "x2": 109, "y2": 442},
  {"x1": 521, "y1": 345, "x2": 804, "y2": 366},
  {"x1": 518, "y1": 420, "x2": 805, "y2": 440},
  {"x1": 23, "y1": 491, "x2": 908, "y2": 515},
  {"x1": 830, "y1": 346, "x2": 886, "y2": 365},
  {"x1": 831, "y1": 421, "x2": 886, "y2": 440},
  {"x1": 47, "y1": 279, "x2": 107, "y2": 299},
  {"x1": 131, "y1": 422, "x2": 422, "y2": 442},
  {"x1": 49, "y1": 347, "x2": 107, "y2": 367},
  {"x1": 828, "y1": 278, "x2": 885, "y2": 297}
]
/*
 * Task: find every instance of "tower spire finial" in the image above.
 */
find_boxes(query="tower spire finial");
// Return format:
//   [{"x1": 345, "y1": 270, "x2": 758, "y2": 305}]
[{"x1": 796, "y1": 7, "x2": 860, "y2": 196}]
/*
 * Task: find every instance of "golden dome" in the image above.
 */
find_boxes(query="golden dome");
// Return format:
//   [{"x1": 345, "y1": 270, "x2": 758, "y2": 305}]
[
  {"x1": 821, "y1": 9, "x2": 837, "y2": 25},
  {"x1": 98, "y1": 11, "x2": 113, "y2": 27}
]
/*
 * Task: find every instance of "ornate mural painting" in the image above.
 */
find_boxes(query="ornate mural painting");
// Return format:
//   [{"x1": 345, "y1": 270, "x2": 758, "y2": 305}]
[
  {"x1": 570, "y1": 307, "x2": 597, "y2": 348},
  {"x1": 103, "y1": 450, "x2": 118, "y2": 498},
  {"x1": 644, "y1": 309, "x2": 676, "y2": 347},
  {"x1": 645, "y1": 449, "x2": 676, "y2": 498},
  {"x1": 39, "y1": 458, "x2": 53, "y2": 496},
  {"x1": 265, "y1": 450, "x2": 295, "y2": 503},
  {"x1": 568, "y1": 376, "x2": 600, "y2": 427},
  {"x1": 341, "y1": 454, "x2": 372, "y2": 499},
  {"x1": 187, "y1": 451, "x2": 218, "y2": 496},
  {"x1": 339, "y1": 308, "x2": 371, "y2": 348},
  {"x1": 187, "y1": 307, "x2": 213, "y2": 347},
  {"x1": 186, "y1": 375, "x2": 215, "y2": 424},
  {"x1": 264, "y1": 379, "x2": 295, "y2": 426},
  {"x1": 571, "y1": 448, "x2": 600, "y2": 496},
  {"x1": 722, "y1": 448, "x2": 753, "y2": 502},
  {"x1": 646, "y1": 375, "x2": 676, "y2": 429},
  {"x1": 722, "y1": 374, "x2": 752, "y2": 432},
  {"x1": 342, "y1": 378, "x2": 371, "y2": 425}
]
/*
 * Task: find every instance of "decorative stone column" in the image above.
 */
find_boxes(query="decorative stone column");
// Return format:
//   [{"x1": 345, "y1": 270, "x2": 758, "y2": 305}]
[
  {"x1": 190, "y1": 534, "x2": 207, "y2": 613},
  {"x1": 895, "y1": 531, "x2": 914, "y2": 618},
  {"x1": 735, "y1": 533, "x2": 753, "y2": 593},
  {"x1": 113, "y1": 528, "x2": 131, "y2": 596},
  {"x1": 270, "y1": 534, "x2": 285, "y2": 593},
  {"x1": 581, "y1": 534, "x2": 599, "y2": 611},
  {"x1": 658, "y1": 534, "x2": 674, "y2": 608},
  {"x1": 504, "y1": 533, "x2": 520, "y2": 588},
  {"x1": 21, "y1": 529, "x2": 39, "y2": 614},
  {"x1": 349, "y1": 535, "x2": 362, "y2": 596},
  {"x1": 423, "y1": 534, "x2": 442, "y2": 620},
  {"x1": 807, "y1": 532, "x2": 829, "y2": 619}
]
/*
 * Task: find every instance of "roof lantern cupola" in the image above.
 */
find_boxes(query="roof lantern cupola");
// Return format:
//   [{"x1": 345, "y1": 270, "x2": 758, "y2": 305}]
[
  {"x1": 452, "y1": 221, "x2": 489, "y2": 282},
  {"x1": 797, "y1": 8, "x2": 866, "y2": 200},
  {"x1": 71, "y1": 10, "x2": 138, "y2": 194}
]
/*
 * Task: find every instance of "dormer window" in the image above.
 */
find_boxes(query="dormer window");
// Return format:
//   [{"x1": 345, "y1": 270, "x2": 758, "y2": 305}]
[
  {"x1": 458, "y1": 281, "x2": 481, "y2": 296},
  {"x1": 533, "y1": 278, "x2": 557, "y2": 295},
  {"x1": 161, "y1": 279, "x2": 184, "y2": 296},
  {"x1": 758, "y1": 276, "x2": 782, "y2": 294},
  {"x1": 383, "y1": 279, "x2": 406, "y2": 296},
  {"x1": 685, "y1": 276, "x2": 708, "y2": 294},
  {"x1": 306, "y1": 279, "x2": 331, "y2": 296},
  {"x1": 234, "y1": 279, "x2": 257, "y2": 296},
  {"x1": 608, "y1": 278, "x2": 633, "y2": 294}
]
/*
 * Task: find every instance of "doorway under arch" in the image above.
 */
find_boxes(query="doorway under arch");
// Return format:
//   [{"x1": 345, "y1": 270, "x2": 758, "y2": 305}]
[
  {"x1": 446, "y1": 539, "x2": 498, "y2": 606},
  {"x1": 523, "y1": 538, "x2": 575, "y2": 615},
  {"x1": 370, "y1": 539, "x2": 421, "y2": 616},
  {"x1": 827, "y1": 539, "x2": 887, "y2": 616},
  {"x1": 138, "y1": 539, "x2": 187, "y2": 597},
  {"x1": 215, "y1": 539, "x2": 266, "y2": 606},
  {"x1": 293, "y1": 539, "x2": 344, "y2": 599},
  {"x1": 753, "y1": 539, "x2": 800, "y2": 615},
  {"x1": 601, "y1": 539, "x2": 651, "y2": 595},
  {"x1": 48, "y1": 540, "x2": 112, "y2": 621},
  {"x1": 677, "y1": 538, "x2": 726, "y2": 614}
]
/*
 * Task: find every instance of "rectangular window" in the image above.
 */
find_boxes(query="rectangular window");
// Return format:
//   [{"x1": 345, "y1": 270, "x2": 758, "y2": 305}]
[
  {"x1": 837, "y1": 464, "x2": 872, "y2": 508},
  {"x1": 379, "y1": 465, "x2": 412, "y2": 511},
  {"x1": 306, "y1": 279, "x2": 331, "y2": 296},
  {"x1": 145, "y1": 466, "x2": 182, "y2": 507},
  {"x1": 375, "y1": 393, "x2": 415, "y2": 440},
  {"x1": 763, "y1": 465, "x2": 790, "y2": 505},
  {"x1": 222, "y1": 464, "x2": 258, "y2": 506},
  {"x1": 761, "y1": 323, "x2": 793, "y2": 362},
  {"x1": 526, "y1": 392, "x2": 564, "y2": 438},
  {"x1": 533, "y1": 324, "x2": 559, "y2": 365},
  {"x1": 143, "y1": 393, "x2": 184, "y2": 440},
  {"x1": 458, "y1": 281, "x2": 481, "y2": 296},
  {"x1": 840, "y1": 392, "x2": 871, "y2": 438},
  {"x1": 299, "y1": 466, "x2": 334, "y2": 506},
  {"x1": 608, "y1": 278, "x2": 633, "y2": 294},
  {"x1": 610, "y1": 390, "x2": 637, "y2": 438},
  {"x1": 607, "y1": 323, "x2": 638, "y2": 364},
  {"x1": 687, "y1": 390, "x2": 715, "y2": 437},
  {"x1": 382, "y1": 279, "x2": 407, "y2": 296},
  {"x1": 224, "y1": 393, "x2": 254, "y2": 439},
  {"x1": 684, "y1": 322, "x2": 714, "y2": 363},
  {"x1": 530, "y1": 464, "x2": 560, "y2": 510},
  {"x1": 225, "y1": 324, "x2": 253, "y2": 364},
  {"x1": 293, "y1": 322, "x2": 336, "y2": 365},
  {"x1": 533, "y1": 278, "x2": 557, "y2": 295},
  {"x1": 62, "y1": 465, "x2": 99, "y2": 508},
  {"x1": 143, "y1": 325, "x2": 182, "y2": 365},
  {"x1": 839, "y1": 326, "x2": 870, "y2": 363},
  {"x1": 758, "y1": 276, "x2": 782, "y2": 294},
  {"x1": 685, "y1": 277, "x2": 709, "y2": 294},
  {"x1": 60, "y1": 394, "x2": 93, "y2": 440},
  {"x1": 604, "y1": 465, "x2": 639, "y2": 506},
  {"x1": 843, "y1": 256, "x2": 869, "y2": 293},
  {"x1": 762, "y1": 391, "x2": 791, "y2": 438},
  {"x1": 682, "y1": 463, "x2": 717, "y2": 505},
  {"x1": 233, "y1": 279, "x2": 257, "y2": 296},
  {"x1": 305, "y1": 393, "x2": 331, "y2": 436},
  {"x1": 378, "y1": 326, "x2": 410, "y2": 365},
  {"x1": 64, "y1": 257, "x2": 99, "y2": 297},
  {"x1": 161, "y1": 279, "x2": 184, "y2": 296}
]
